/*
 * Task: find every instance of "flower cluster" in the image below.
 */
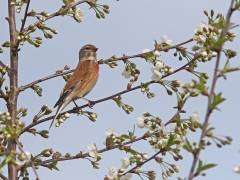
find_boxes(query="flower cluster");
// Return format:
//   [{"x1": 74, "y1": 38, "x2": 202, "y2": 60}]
[
  {"x1": 87, "y1": 144, "x2": 102, "y2": 164},
  {"x1": 74, "y1": 8, "x2": 84, "y2": 22}
]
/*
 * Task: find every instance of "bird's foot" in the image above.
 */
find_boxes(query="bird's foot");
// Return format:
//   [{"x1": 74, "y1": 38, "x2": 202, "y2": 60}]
[{"x1": 88, "y1": 100, "x2": 95, "y2": 108}]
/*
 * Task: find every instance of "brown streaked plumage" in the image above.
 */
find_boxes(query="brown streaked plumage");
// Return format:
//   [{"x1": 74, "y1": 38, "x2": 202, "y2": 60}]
[{"x1": 49, "y1": 44, "x2": 99, "y2": 129}]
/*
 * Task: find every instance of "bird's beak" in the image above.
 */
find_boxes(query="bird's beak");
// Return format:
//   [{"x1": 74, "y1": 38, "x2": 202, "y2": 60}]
[{"x1": 94, "y1": 48, "x2": 98, "y2": 52}]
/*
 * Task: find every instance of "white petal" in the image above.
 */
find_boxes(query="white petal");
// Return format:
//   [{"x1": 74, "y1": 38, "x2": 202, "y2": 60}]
[
  {"x1": 142, "y1": 49, "x2": 151, "y2": 53},
  {"x1": 155, "y1": 62, "x2": 163, "y2": 69},
  {"x1": 89, "y1": 151, "x2": 96, "y2": 158}
]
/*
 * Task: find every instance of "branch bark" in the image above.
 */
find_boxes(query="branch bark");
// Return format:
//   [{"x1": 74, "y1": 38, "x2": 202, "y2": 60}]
[
  {"x1": 36, "y1": 111, "x2": 182, "y2": 166},
  {"x1": 7, "y1": 1, "x2": 19, "y2": 180},
  {"x1": 0, "y1": 173, "x2": 8, "y2": 180},
  {"x1": 188, "y1": 1, "x2": 236, "y2": 179},
  {"x1": 21, "y1": 0, "x2": 89, "y2": 33},
  {"x1": 18, "y1": 38, "x2": 193, "y2": 92},
  {"x1": 21, "y1": 53, "x2": 198, "y2": 133}
]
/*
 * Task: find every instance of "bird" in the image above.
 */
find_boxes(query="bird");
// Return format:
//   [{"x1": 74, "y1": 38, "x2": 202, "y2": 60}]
[{"x1": 49, "y1": 44, "x2": 99, "y2": 129}]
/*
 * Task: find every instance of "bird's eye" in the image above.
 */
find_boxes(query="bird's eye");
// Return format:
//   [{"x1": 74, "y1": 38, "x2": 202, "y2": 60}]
[{"x1": 85, "y1": 48, "x2": 90, "y2": 50}]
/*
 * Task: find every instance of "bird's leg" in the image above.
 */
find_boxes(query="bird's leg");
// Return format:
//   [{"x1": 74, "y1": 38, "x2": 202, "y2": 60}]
[
  {"x1": 73, "y1": 100, "x2": 79, "y2": 107},
  {"x1": 73, "y1": 100, "x2": 82, "y2": 114},
  {"x1": 82, "y1": 97, "x2": 95, "y2": 108}
]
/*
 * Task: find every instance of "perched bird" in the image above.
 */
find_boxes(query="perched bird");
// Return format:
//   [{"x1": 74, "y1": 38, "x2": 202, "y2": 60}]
[{"x1": 49, "y1": 44, "x2": 99, "y2": 129}]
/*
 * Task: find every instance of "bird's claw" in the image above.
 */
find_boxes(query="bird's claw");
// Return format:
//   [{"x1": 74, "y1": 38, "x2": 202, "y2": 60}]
[{"x1": 88, "y1": 100, "x2": 95, "y2": 108}]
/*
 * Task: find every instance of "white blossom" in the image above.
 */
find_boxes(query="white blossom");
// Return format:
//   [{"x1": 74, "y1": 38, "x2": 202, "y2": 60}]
[
  {"x1": 151, "y1": 67, "x2": 162, "y2": 82},
  {"x1": 194, "y1": 22, "x2": 212, "y2": 34},
  {"x1": 142, "y1": 153, "x2": 148, "y2": 160},
  {"x1": 155, "y1": 61, "x2": 163, "y2": 69},
  {"x1": 233, "y1": 166, "x2": 240, "y2": 173},
  {"x1": 137, "y1": 117, "x2": 146, "y2": 128},
  {"x1": 120, "y1": 173, "x2": 132, "y2": 180},
  {"x1": 107, "y1": 167, "x2": 118, "y2": 180},
  {"x1": 121, "y1": 157, "x2": 130, "y2": 169},
  {"x1": 122, "y1": 69, "x2": 131, "y2": 79},
  {"x1": 191, "y1": 112, "x2": 200, "y2": 123},
  {"x1": 75, "y1": 8, "x2": 84, "y2": 22},
  {"x1": 161, "y1": 35, "x2": 172, "y2": 45},
  {"x1": 211, "y1": 51, "x2": 217, "y2": 57},
  {"x1": 105, "y1": 128, "x2": 119, "y2": 138},
  {"x1": 169, "y1": 68, "x2": 174, "y2": 74},
  {"x1": 87, "y1": 144, "x2": 102, "y2": 161},
  {"x1": 201, "y1": 51, "x2": 207, "y2": 57},
  {"x1": 142, "y1": 49, "x2": 151, "y2": 53},
  {"x1": 153, "y1": 51, "x2": 160, "y2": 57},
  {"x1": 64, "y1": 113, "x2": 70, "y2": 118}
]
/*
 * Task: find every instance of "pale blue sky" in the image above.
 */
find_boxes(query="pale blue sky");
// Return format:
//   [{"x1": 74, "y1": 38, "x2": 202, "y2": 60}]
[{"x1": 0, "y1": 0, "x2": 240, "y2": 180}]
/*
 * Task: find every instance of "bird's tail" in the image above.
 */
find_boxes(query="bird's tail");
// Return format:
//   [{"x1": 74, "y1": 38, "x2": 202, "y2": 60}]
[{"x1": 49, "y1": 102, "x2": 67, "y2": 129}]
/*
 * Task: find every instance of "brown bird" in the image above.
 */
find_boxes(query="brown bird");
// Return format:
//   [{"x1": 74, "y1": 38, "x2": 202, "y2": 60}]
[{"x1": 49, "y1": 44, "x2": 99, "y2": 129}]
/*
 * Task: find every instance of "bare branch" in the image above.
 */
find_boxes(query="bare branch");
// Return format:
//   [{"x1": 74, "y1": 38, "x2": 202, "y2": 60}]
[
  {"x1": 121, "y1": 149, "x2": 165, "y2": 176},
  {"x1": 188, "y1": 1, "x2": 236, "y2": 179},
  {"x1": 21, "y1": 55, "x2": 198, "y2": 133},
  {"x1": 21, "y1": 110, "x2": 185, "y2": 168},
  {"x1": 0, "y1": 173, "x2": 8, "y2": 180},
  {"x1": 21, "y1": 0, "x2": 90, "y2": 33},
  {"x1": 18, "y1": 69, "x2": 74, "y2": 92},
  {"x1": 15, "y1": 0, "x2": 31, "y2": 50},
  {"x1": 18, "y1": 38, "x2": 193, "y2": 92},
  {"x1": 16, "y1": 140, "x2": 40, "y2": 180},
  {"x1": 0, "y1": 89, "x2": 8, "y2": 102}
]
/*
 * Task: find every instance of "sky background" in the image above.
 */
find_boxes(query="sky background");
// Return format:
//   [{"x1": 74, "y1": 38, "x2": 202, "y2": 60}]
[{"x1": 0, "y1": 0, "x2": 240, "y2": 180}]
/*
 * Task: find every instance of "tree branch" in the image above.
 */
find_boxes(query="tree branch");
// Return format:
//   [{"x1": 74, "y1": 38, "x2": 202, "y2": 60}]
[
  {"x1": 21, "y1": 55, "x2": 198, "y2": 134},
  {"x1": 0, "y1": 173, "x2": 8, "y2": 180},
  {"x1": 21, "y1": 0, "x2": 90, "y2": 33},
  {"x1": 16, "y1": 140, "x2": 40, "y2": 180},
  {"x1": 18, "y1": 69, "x2": 74, "y2": 92},
  {"x1": 15, "y1": 0, "x2": 31, "y2": 50},
  {"x1": 188, "y1": 1, "x2": 236, "y2": 179},
  {"x1": 0, "y1": 89, "x2": 8, "y2": 102},
  {"x1": 18, "y1": 38, "x2": 193, "y2": 92},
  {"x1": 121, "y1": 149, "x2": 165, "y2": 176},
  {"x1": 34, "y1": 110, "x2": 183, "y2": 166}
]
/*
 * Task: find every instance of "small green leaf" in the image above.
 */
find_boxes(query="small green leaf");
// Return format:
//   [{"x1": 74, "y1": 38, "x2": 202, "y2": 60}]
[
  {"x1": 121, "y1": 134, "x2": 130, "y2": 139},
  {"x1": 196, "y1": 160, "x2": 217, "y2": 175},
  {"x1": 183, "y1": 138, "x2": 192, "y2": 152},
  {"x1": 49, "y1": 160, "x2": 59, "y2": 171},
  {"x1": 211, "y1": 92, "x2": 226, "y2": 110}
]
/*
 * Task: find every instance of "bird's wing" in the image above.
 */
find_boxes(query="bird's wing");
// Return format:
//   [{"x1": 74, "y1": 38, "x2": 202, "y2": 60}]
[{"x1": 54, "y1": 60, "x2": 92, "y2": 108}]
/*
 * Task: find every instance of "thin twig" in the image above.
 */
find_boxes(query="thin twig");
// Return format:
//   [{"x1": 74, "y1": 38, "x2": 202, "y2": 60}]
[
  {"x1": 16, "y1": 140, "x2": 40, "y2": 180},
  {"x1": 21, "y1": 0, "x2": 89, "y2": 33},
  {"x1": 188, "y1": 1, "x2": 236, "y2": 179},
  {"x1": 18, "y1": 69, "x2": 74, "y2": 92},
  {"x1": 29, "y1": 110, "x2": 184, "y2": 167},
  {"x1": 20, "y1": 0, "x2": 31, "y2": 32},
  {"x1": 0, "y1": 89, "x2": 8, "y2": 102},
  {"x1": 15, "y1": 0, "x2": 31, "y2": 50},
  {"x1": 18, "y1": 38, "x2": 193, "y2": 92},
  {"x1": 21, "y1": 55, "x2": 198, "y2": 134},
  {"x1": 121, "y1": 149, "x2": 165, "y2": 176},
  {"x1": 0, "y1": 173, "x2": 8, "y2": 180}
]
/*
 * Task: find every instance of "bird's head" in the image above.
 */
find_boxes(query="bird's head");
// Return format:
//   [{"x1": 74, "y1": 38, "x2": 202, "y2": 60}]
[{"x1": 79, "y1": 44, "x2": 98, "y2": 61}]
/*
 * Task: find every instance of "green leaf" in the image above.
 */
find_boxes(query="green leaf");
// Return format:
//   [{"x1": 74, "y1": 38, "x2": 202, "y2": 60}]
[
  {"x1": 61, "y1": 10, "x2": 69, "y2": 16},
  {"x1": 210, "y1": 92, "x2": 226, "y2": 110},
  {"x1": 49, "y1": 160, "x2": 59, "y2": 171},
  {"x1": 121, "y1": 134, "x2": 130, "y2": 139},
  {"x1": 128, "y1": 149, "x2": 137, "y2": 155},
  {"x1": 183, "y1": 138, "x2": 192, "y2": 152},
  {"x1": 196, "y1": 160, "x2": 217, "y2": 175},
  {"x1": 167, "y1": 133, "x2": 175, "y2": 146},
  {"x1": 115, "y1": 94, "x2": 122, "y2": 107}
]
